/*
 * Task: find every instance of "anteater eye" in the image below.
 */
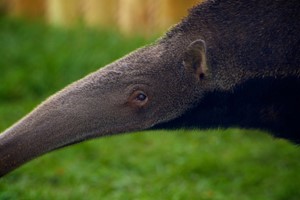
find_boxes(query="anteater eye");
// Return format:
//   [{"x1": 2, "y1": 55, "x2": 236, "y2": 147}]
[
  {"x1": 136, "y1": 92, "x2": 147, "y2": 101},
  {"x1": 129, "y1": 90, "x2": 149, "y2": 107}
]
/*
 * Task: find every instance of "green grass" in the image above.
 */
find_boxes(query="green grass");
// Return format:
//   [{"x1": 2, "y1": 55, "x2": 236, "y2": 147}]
[{"x1": 0, "y1": 18, "x2": 299, "y2": 200}]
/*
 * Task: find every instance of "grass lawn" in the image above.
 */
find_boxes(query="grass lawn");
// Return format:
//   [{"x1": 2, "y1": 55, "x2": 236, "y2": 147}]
[{"x1": 0, "y1": 17, "x2": 299, "y2": 200}]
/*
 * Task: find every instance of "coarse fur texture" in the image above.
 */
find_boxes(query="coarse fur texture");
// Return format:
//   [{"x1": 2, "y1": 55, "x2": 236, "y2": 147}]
[
  {"x1": 155, "y1": 0, "x2": 300, "y2": 140},
  {"x1": 0, "y1": 0, "x2": 299, "y2": 177}
]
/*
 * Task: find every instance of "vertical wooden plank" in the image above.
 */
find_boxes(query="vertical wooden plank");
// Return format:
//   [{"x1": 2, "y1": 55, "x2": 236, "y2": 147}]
[
  {"x1": 83, "y1": 0, "x2": 118, "y2": 28},
  {"x1": 0, "y1": 0, "x2": 9, "y2": 15},
  {"x1": 46, "y1": 0, "x2": 82, "y2": 27},
  {"x1": 118, "y1": 0, "x2": 201, "y2": 35},
  {"x1": 5, "y1": 0, "x2": 45, "y2": 19},
  {"x1": 158, "y1": 0, "x2": 201, "y2": 31},
  {"x1": 118, "y1": 0, "x2": 158, "y2": 36}
]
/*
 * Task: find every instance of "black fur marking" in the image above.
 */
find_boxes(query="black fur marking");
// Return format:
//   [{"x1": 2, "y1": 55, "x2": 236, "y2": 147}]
[{"x1": 153, "y1": 77, "x2": 300, "y2": 143}]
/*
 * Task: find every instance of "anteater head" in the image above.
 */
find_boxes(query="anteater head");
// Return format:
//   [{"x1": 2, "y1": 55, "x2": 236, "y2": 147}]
[{"x1": 0, "y1": 36, "x2": 212, "y2": 176}]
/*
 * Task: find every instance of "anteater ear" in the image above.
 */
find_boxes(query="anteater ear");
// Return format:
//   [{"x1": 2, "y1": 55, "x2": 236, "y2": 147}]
[{"x1": 183, "y1": 39, "x2": 207, "y2": 80}]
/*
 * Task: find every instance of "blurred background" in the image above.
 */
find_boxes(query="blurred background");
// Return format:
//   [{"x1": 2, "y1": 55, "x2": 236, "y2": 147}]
[
  {"x1": 0, "y1": 0, "x2": 201, "y2": 35},
  {"x1": 0, "y1": 0, "x2": 299, "y2": 199}
]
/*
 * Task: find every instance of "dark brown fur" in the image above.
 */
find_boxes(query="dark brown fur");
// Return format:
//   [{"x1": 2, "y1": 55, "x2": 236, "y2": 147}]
[{"x1": 154, "y1": 0, "x2": 300, "y2": 142}]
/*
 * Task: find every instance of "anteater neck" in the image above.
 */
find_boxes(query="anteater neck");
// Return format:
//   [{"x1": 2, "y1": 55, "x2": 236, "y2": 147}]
[{"x1": 154, "y1": 76, "x2": 300, "y2": 143}]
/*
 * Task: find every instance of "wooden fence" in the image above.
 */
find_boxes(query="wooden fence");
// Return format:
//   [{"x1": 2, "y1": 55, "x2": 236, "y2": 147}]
[{"x1": 1, "y1": 0, "x2": 202, "y2": 35}]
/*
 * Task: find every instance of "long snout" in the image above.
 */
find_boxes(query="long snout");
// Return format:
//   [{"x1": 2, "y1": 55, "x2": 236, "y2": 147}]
[{"x1": 0, "y1": 69, "x2": 118, "y2": 177}]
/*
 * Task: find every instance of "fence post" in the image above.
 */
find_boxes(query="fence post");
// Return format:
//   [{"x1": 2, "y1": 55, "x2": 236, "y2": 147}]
[
  {"x1": 83, "y1": 0, "x2": 118, "y2": 28},
  {"x1": 158, "y1": 0, "x2": 201, "y2": 31},
  {"x1": 46, "y1": 0, "x2": 82, "y2": 26},
  {"x1": 5, "y1": 0, "x2": 45, "y2": 19},
  {"x1": 118, "y1": 0, "x2": 158, "y2": 36}
]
